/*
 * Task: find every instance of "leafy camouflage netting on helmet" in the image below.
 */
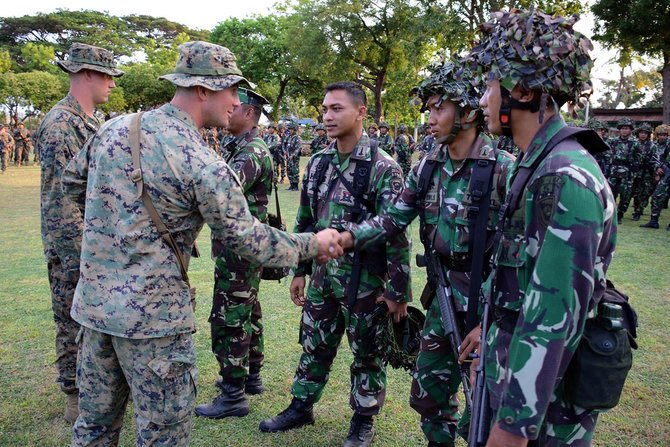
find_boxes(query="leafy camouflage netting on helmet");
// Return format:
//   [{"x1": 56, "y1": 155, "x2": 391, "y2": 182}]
[
  {"x1": 635, "y1": 122, "x2": 653, "y2": 134},
  {"x1": 411, "y1": 60, "x2": 482, "y2": 112},
  {"x1": 465, "y1": 8, "x2": 593, "y2": 106},
  {"x1": 374, "y1": 306, "x2": 425, "y2": 372}
]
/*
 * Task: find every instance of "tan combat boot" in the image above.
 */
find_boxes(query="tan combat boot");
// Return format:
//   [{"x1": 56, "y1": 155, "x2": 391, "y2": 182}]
[{"x1": 64, "y1": 393, "x2": 79, "y2": 424}]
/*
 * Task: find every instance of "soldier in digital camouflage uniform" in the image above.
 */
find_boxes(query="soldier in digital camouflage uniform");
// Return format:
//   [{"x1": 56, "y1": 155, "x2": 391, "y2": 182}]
[
  {"x1": 641, "y1": 124, "x2": 670, "y2": 230},
  {"x1": 0, "y1": 124, "x2": 14, "y2": 174},
  {"x1": 608, "y1": 117, "x2": 639, "y2": 221},
  {"x1": 466, "y1": 9, "x2": 617, "y2": 446},
  {"x1": 378, "y1": 122, "x2": 394, "y2": 156},
  {"x1": 342, "y1": 60, "x2": 514, "y2": 447},
  {"x1": 13, "y1": 122, "x2": 32, "y2": 166},
  {"x1": 630, "y1": 122, "x2": 660, "y2": 220},
  {"x1": 310, "y1": 123, "x2": 330, "y2": 154},
  {"x1": 259, "y1": 82, "x2": 411, "y2": 447},
  {"x1": 61, "y1": 41, "x2": 342, "y2": 447},
  {"x1": 588, "y1": 119, "x2": 612, "y2": 178},
  {"x1": 416, "y1": 123, "x2": 437, "y2": 160},
  {"x1": 195, "y1": 88, "x2": 274, "y2": 420},
  {"x1": 285, "y1": 122, "x2": 302, "y2": 190},
  {"x1": 34, "y1": 42, "x2": 123, "y2": 424},
  {"x1": 395, "y1": 123, "x2": 414, "y2": 177},
  {"x1": 264, "y1": 123, "x2": 284, "y2": 181}
]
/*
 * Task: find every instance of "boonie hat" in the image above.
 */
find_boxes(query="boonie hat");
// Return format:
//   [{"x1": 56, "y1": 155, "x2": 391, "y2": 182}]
[{"x1": 57, "y1": 43, "x2": 124, "y2": 77}]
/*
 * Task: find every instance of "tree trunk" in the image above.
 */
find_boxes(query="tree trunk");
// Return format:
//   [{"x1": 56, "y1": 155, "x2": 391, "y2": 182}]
[
  {"x1": 662, "y1": 51, "x2": 670, "y2": 124},
  {"x1": 273, "y1": 78, "x2": 290, "y2": 122},
  {"x1": 372, "y1": 70, "x2": 386, "y2": 123}
]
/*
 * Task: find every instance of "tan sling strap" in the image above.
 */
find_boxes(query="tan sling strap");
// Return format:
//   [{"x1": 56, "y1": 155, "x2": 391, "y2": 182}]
[{"x1": 128, "y1": 112, "x2": 190, "y2": 284}]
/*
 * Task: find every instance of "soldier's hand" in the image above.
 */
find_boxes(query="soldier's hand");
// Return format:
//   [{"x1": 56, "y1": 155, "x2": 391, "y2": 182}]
[
  {"x1": 486, "y1": 423, "x2": 529, "y2": 447},
  {"x1": 290, "y1": 276, "x2": 307, "y2": 306},
  {"x1": 339, "y1": 231, "x2": 355, "y2": 250},
  {"x1": 458, "y1": 324, "x2": 481, "y2": 364},
  {"x1": 315, "y1": 228, "x2": 343, "y2": 262},
  {"x1": 376, "y1": 296, "x2": 408, "y2": 323}
]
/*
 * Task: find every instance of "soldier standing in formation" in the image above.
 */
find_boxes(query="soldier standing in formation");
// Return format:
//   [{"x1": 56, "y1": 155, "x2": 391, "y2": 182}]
[
  {"x1": 61, "y1": 41, "x2": 342, "y2": 447},
  {"x1": 415, "y1": 123, "x2": 436, "y2": 160},
  {"x1": 377, "y1": 122, "x2": 394, "y2": 156},
  {"x1": 259, "y1": 82, "x2": 411, "y2": 447},
  {"x1": 641, "y1": 124, "x2": 670, "y2": 230},
  {"x1": 341, "y1": 61, "x2": 514, "y2": 447},
  {"x1": 608, "y1": 117, "x2": 639, "y2": 221},
  {"x1": 196, "y1": 88, "x2": 275, "y2": 420},
  {"x1": 263, "y1": 123, "x2": 284, "y2": 181},
  {"x1": 588, "y1": 119, "x2": 612, "y2": 177},
  {"x1": 0, "y1": 124, "x2": 14, "y2": 174},
  {"x1": 367, "y1": 122, "x2": 378, "y2": 143},
  {"x1": 630, "y1": 122, "x2": 660, "y2": 221},
  {"x1": 310, "y1": 123, "x2": 330, "y2": 154},
  {"x1": 395, "y1": 123, "x2": 413, "y2": 177},
  {"x1": 468, "y1": 9, "x2": 616, "y2": 445},
  {"x1": 35, "y1": 42, "x2": 124, "y2": 425},
  {"x1": 13, "y1": 122, "x2": 33, "y2": 166},
  {"x1": 284, "y1": 122, "x2": 302, "y2": 190}
]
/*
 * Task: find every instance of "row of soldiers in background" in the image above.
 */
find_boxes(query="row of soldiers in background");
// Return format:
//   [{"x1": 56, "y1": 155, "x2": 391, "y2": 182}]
[
  {"x1": 0, "y1": 122, "x2": 38, "y2": 172},
  {"x1": 589, "y1": 118, "x2": 670, "y2": 230},
  {"x1": 366, "y1": 122, "x2": 438, "y2": 177}
]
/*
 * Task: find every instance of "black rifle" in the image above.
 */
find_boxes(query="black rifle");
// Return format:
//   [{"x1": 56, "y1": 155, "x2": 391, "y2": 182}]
[
  {"x1": 467, "y1": 280, "x2": 491, "y2": 447},
  {"x1": 416, "y1": 249, "x2": 473, "y2": 412}
]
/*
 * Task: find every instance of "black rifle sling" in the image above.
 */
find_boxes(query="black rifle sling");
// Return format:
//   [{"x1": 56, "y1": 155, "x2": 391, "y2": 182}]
[
  {"x1": 129, "y1": 112, "x2": 190, "y2": 284},
  {"x1": 416, "y1": 157, "x2": 440, "y2": 246}
]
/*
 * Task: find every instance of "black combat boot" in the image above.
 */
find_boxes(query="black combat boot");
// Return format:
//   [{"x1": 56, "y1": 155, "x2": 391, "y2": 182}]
[
  {"x1": 631, "y1": 211, "x2": 641, "y2": 221},
  {"x1": 617, "y1": 210, "x2": 624, "y2": 222},
  {"x1": 427, "y1": 442, "x2": 454, "y2": 447},
  {"x1": 640, "y1": 215, "x2": 659, "y2": 229},
  {"x1": 343, "y1": 413, "x2": 374, "y2": 447},
  {"x1": 259, "y1": 398, "x2": 314, "y2": 432},
  {"x1": 195, "y1": 380, "x2": 249, "y2": 419},
  {"x1": 245, "y1": 365, "x2": 264, "y2": 395}
]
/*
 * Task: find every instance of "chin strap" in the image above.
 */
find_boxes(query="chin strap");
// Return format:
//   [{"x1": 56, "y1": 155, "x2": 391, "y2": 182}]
[{"x1": 500, "y1": 87, "x2": 552, "y2": 135}]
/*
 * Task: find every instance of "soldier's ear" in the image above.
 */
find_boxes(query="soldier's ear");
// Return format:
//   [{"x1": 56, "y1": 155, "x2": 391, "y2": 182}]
[{"x1": 512, "y1": 85, "x2": 537, "y2": 104}]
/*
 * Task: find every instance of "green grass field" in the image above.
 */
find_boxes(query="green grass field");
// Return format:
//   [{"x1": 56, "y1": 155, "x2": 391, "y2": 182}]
[{"x1": 0, "y1": 163, "x2": 668, "y2": 447}]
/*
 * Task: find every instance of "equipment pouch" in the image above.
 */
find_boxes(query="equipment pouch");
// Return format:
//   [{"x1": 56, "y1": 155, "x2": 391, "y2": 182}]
[
  {"x1": 419, "y1": 282, "x2": 435, "y2": 310},
  {"x1": 563, "y1": 319, "x2": 633, "y2": 410},
  {"x1": 261, "y1": 212, "x2": 290, "y2": 281}
]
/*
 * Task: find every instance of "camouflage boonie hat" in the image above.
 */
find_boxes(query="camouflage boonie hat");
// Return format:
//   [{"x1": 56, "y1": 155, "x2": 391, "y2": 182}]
[
  {"x1": 617, "y1": 117, "x2": 634, "y2": 129},
  {"x1": 315, "y1": 123, "x2": 326, "y2": 131},
  {"x1": 635, "y1": 122, "x2": 653, "y2": 134},
  {"x1": 465, "y1": 9, "x2": 593, "y2": 107},
  {"x1": 655, "y1": 124, "x2": 670, "y2": 135},
  {"x1": 56, "y1": 43, "x2": 124, "y2": 77},
  {"x1": 160, "y1": 41, "x2": 251, "y2": 91},
  {"x1": 411, "y1": 59, "x2": 482, "y2": 112}
]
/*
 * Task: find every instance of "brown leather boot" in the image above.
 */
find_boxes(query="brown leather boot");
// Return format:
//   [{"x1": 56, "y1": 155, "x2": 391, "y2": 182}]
[{"x1": 64, "y1": 393, "x2": 79, "y2": 424}]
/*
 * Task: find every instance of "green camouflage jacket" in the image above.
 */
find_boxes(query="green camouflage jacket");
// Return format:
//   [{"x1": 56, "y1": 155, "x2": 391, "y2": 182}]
[
  {"x1": 488, "y1": 115, "x2": 617, "y2": 438},
  {"x1": 607, "y1": 136, "x2": 640, "y2": 177},
  {"x1": 295, "y1": 133, "x2": 411, "y2": 303},
  {"x1": 62, "y1": 104, "x2": 318, "y2": 339},
  {"x1": 36, "y1": 94, "x2": 100, "y2": 264},
  {"x1": 283, "y1": 134, "x2": 301, "y2": 159},
  {"x1": 636, "y1": 139, "x2": 660, "y2": 179},
  {"x1": 378, "y1": 133, "x2": 393, "y2": 155},
  {"x1": 351, "y1": 134, "x2": 513, "y2": 311},
  {"x1": 263, "y1": 133, "x2": 281, "y2": 155}
]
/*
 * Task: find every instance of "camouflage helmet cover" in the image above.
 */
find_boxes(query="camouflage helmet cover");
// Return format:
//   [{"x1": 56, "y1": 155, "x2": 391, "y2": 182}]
[
  {"x1": 378, "y1": 122, "x2": 390, "y2": 129},
  {"x1": 635, "y1": 122, "x2": 653, "y2": 134},
  {"x1": 398, "y1": 124, "x2": 408, "y2": 133},
  {"x1": 412, "y1": 59, "x2": 482, "y2": 112},
  {"x1": 376, "y1": 306, "x2": 426, "y2": 371},
  {"x1": 465, "y1": 9, "x2": 593, "y2": 106},
  {"x1": 587, "y1": 119, "x2": 606, "y2": 130},
  {"x1": 617, "y1": 117, "x2": 634, "y2": 129}
]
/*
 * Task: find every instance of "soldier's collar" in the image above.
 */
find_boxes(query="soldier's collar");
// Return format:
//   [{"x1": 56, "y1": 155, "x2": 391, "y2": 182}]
[
  {"x1": 465, "y1": 134, "x2": 496, "y2": 161},
  {"x1": 160, "y1": 103, "x2": 199, "y2": 131},
  {"x1": 519, "y1": 114, "x2": 565, "y2": 168}
]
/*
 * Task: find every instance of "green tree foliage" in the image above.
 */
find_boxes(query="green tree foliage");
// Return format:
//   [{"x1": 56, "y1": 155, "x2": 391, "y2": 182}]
[
  {"x1": 0, "y1": 50, "x2": 11, "y2": 73},
  {"x1": 592, "y1": 0, "x2": 670, "y2": 121},
  {"x1": 0, "y1": 71, "x2": 65, "y2": 120},
  {"x1": 117, "y1": 63, "x2": 175, "y2": 111},
  {"x1": 19, "y1": 43, "x2": 58, "y2": 73}
]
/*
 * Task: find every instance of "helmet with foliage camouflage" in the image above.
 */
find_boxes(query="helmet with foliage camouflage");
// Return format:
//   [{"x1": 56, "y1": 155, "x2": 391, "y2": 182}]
[
  {"x1": 656, "y1": 124, "x2": 670, "y2": 136},
  {"x1": 398, "y1": 124, "x2": 408, "y2": 133},
  {"x1": 378, "y1": 122, "x2": 390, "y2": 130},
  {"x1": 412, "y1": 59, "x2": 482, "y2": 112},
  {"x1": 315, "y1": 123, "x2": 326, "y2": 131},
  {"x1": 587, "y1": 119, "x2": 606, "y2": 131},
  {"x1": 617, "y1": 117, "x2": 634, "y2": 129},
  {"x1": 465, "y1": 9, "x2": 593, "y2": 111},
  {"x1": 374, "y1": 305, "x2": 425, "y2": 372},
  {"x1": 635, "y1": 122, "x2": 653, "y2": 134}
]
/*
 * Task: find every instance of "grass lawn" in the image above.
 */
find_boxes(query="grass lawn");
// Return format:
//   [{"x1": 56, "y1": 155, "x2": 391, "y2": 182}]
[{"x1": 0, "y1": 162, "x2": 668, "y2": 447}]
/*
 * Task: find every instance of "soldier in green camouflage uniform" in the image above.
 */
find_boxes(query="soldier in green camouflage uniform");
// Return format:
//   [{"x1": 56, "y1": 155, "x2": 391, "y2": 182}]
[
  {"x1": 378, "y1": 122, "x2": 394, "y2": 156},
  {"x1": 641, "y1": 124, "x2": 670, "y2": 230},
  {"x1": 61, "y1": 41, "x2": 342, "y2": 447},
  {"x1": 395, "y1": 123, "x2": 414, "y2": 177},
  {"x1": 631, "y1": 122, "x2": 660, "y2": 220},
  {"x1": 310, "y1": 123, "x2": 330, "y2": 154},
  {"x1": 35, "y1": 43, "x2": 123, "y2": 424},
  {"x1": 259, "y1": 82, "x2": 411, "y2": 447},
  {"x1": 343, "y1": 61, "x2": 514, "y2": 447},
  {"x1": 655, "y1": 124, "x2": 670, "y2": 211},
  {"x1": 13, "y1": 122, "x2": 32, "y2": 166},
  {"x1": 416, "y1": 123, "x2": 437, "y2": 160},
  {"x1": 285, "y1": 122, "x2": 302, "y2": 190},
  {"x1": 264, "y1": 123, "x2": 284, "y2": 181},
  {"x1": 608, "y1": 117, "x2": 639, "y2": 221},
  {"x1": 195, "y1": 88, "x2": 274, "y2": 419},
  {"x1": 466, "y1": 10, "x2": 618, "y2": 446},
  {"x1": 0, "y1": 124, "x2": 13, "y2": 173},
  {"x1": 588, "y1": 119, "x2": 612, "y2": 178},
  {"x1": 367, "y1": 123, "x2": 379, "y2": 143}
]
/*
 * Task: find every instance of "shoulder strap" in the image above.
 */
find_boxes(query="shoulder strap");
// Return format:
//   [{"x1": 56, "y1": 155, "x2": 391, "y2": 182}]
[
  {"x1": 310, "y1": 153, "x2": 333, "y2": 225},
  {"x1": 129, "y1": 112, "x2": 190, "y2": 284}
]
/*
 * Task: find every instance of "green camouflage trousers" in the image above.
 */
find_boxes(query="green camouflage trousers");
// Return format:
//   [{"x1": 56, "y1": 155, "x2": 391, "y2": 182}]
[
  {"x1": 608, "y1": 172, "x2": 633, "y2": 214},
  {"x1": 396, "y1": 149, "x2": 413, "y2": 178},
  {"x1": 287, "y1": 155, "x2": 300, "y2": 186},
  {"x1": 272, "y1": 149, "x2": 286, "y2": 181},
  {"x1": 291, "y1": 289, "x2": 387, "y2": 416},
  {"x1": 1, "y1": 149, "x2": 7, "y2": 172},
  {"x1": 46, "y1": 251, "x2": 80, "y2": 395},
  {"x1": 632, "y1": 175, "x2": 657, "y2": 215},
  {"x1": 650, "y1": 179, "x2": 670, "y2": 218},
  {"x1": 410, "y1": 296, "x2": 463, "y2": 445},
  {"x1": 73, "y1": 327, "x2": 197, "y2": 447},
  {"x1": 210, "y1": 257, "x2": 264, "y2": 381}
]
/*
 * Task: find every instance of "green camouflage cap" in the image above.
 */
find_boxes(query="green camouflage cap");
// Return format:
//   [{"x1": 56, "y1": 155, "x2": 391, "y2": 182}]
[
  {"x1": 411, "y1": 59, "x2": 482, "y2": 112},
  {"x1": 56, "y1": 43, "x2": 124, "y2": 77},
  {"x1": 160, "y1": 41, "x2": 252, "y2": 91},
  {"x1": 617, "y1": 117, "x2": 634, "y2": 129},
  {"x1": 238, "y1": 87, "x2": 269, "y2": 109},
  {"x1": 635, "y1": 122, "x2": 653, "y2": 134},
  {"x1": 465, "y1": 9, "x2": 593, "y2": 107}
]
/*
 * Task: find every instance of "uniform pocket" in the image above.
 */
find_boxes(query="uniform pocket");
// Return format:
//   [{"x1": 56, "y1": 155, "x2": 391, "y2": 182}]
[{"x1": 144, "y1": 355, "x2": 198, "y2": 426}]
